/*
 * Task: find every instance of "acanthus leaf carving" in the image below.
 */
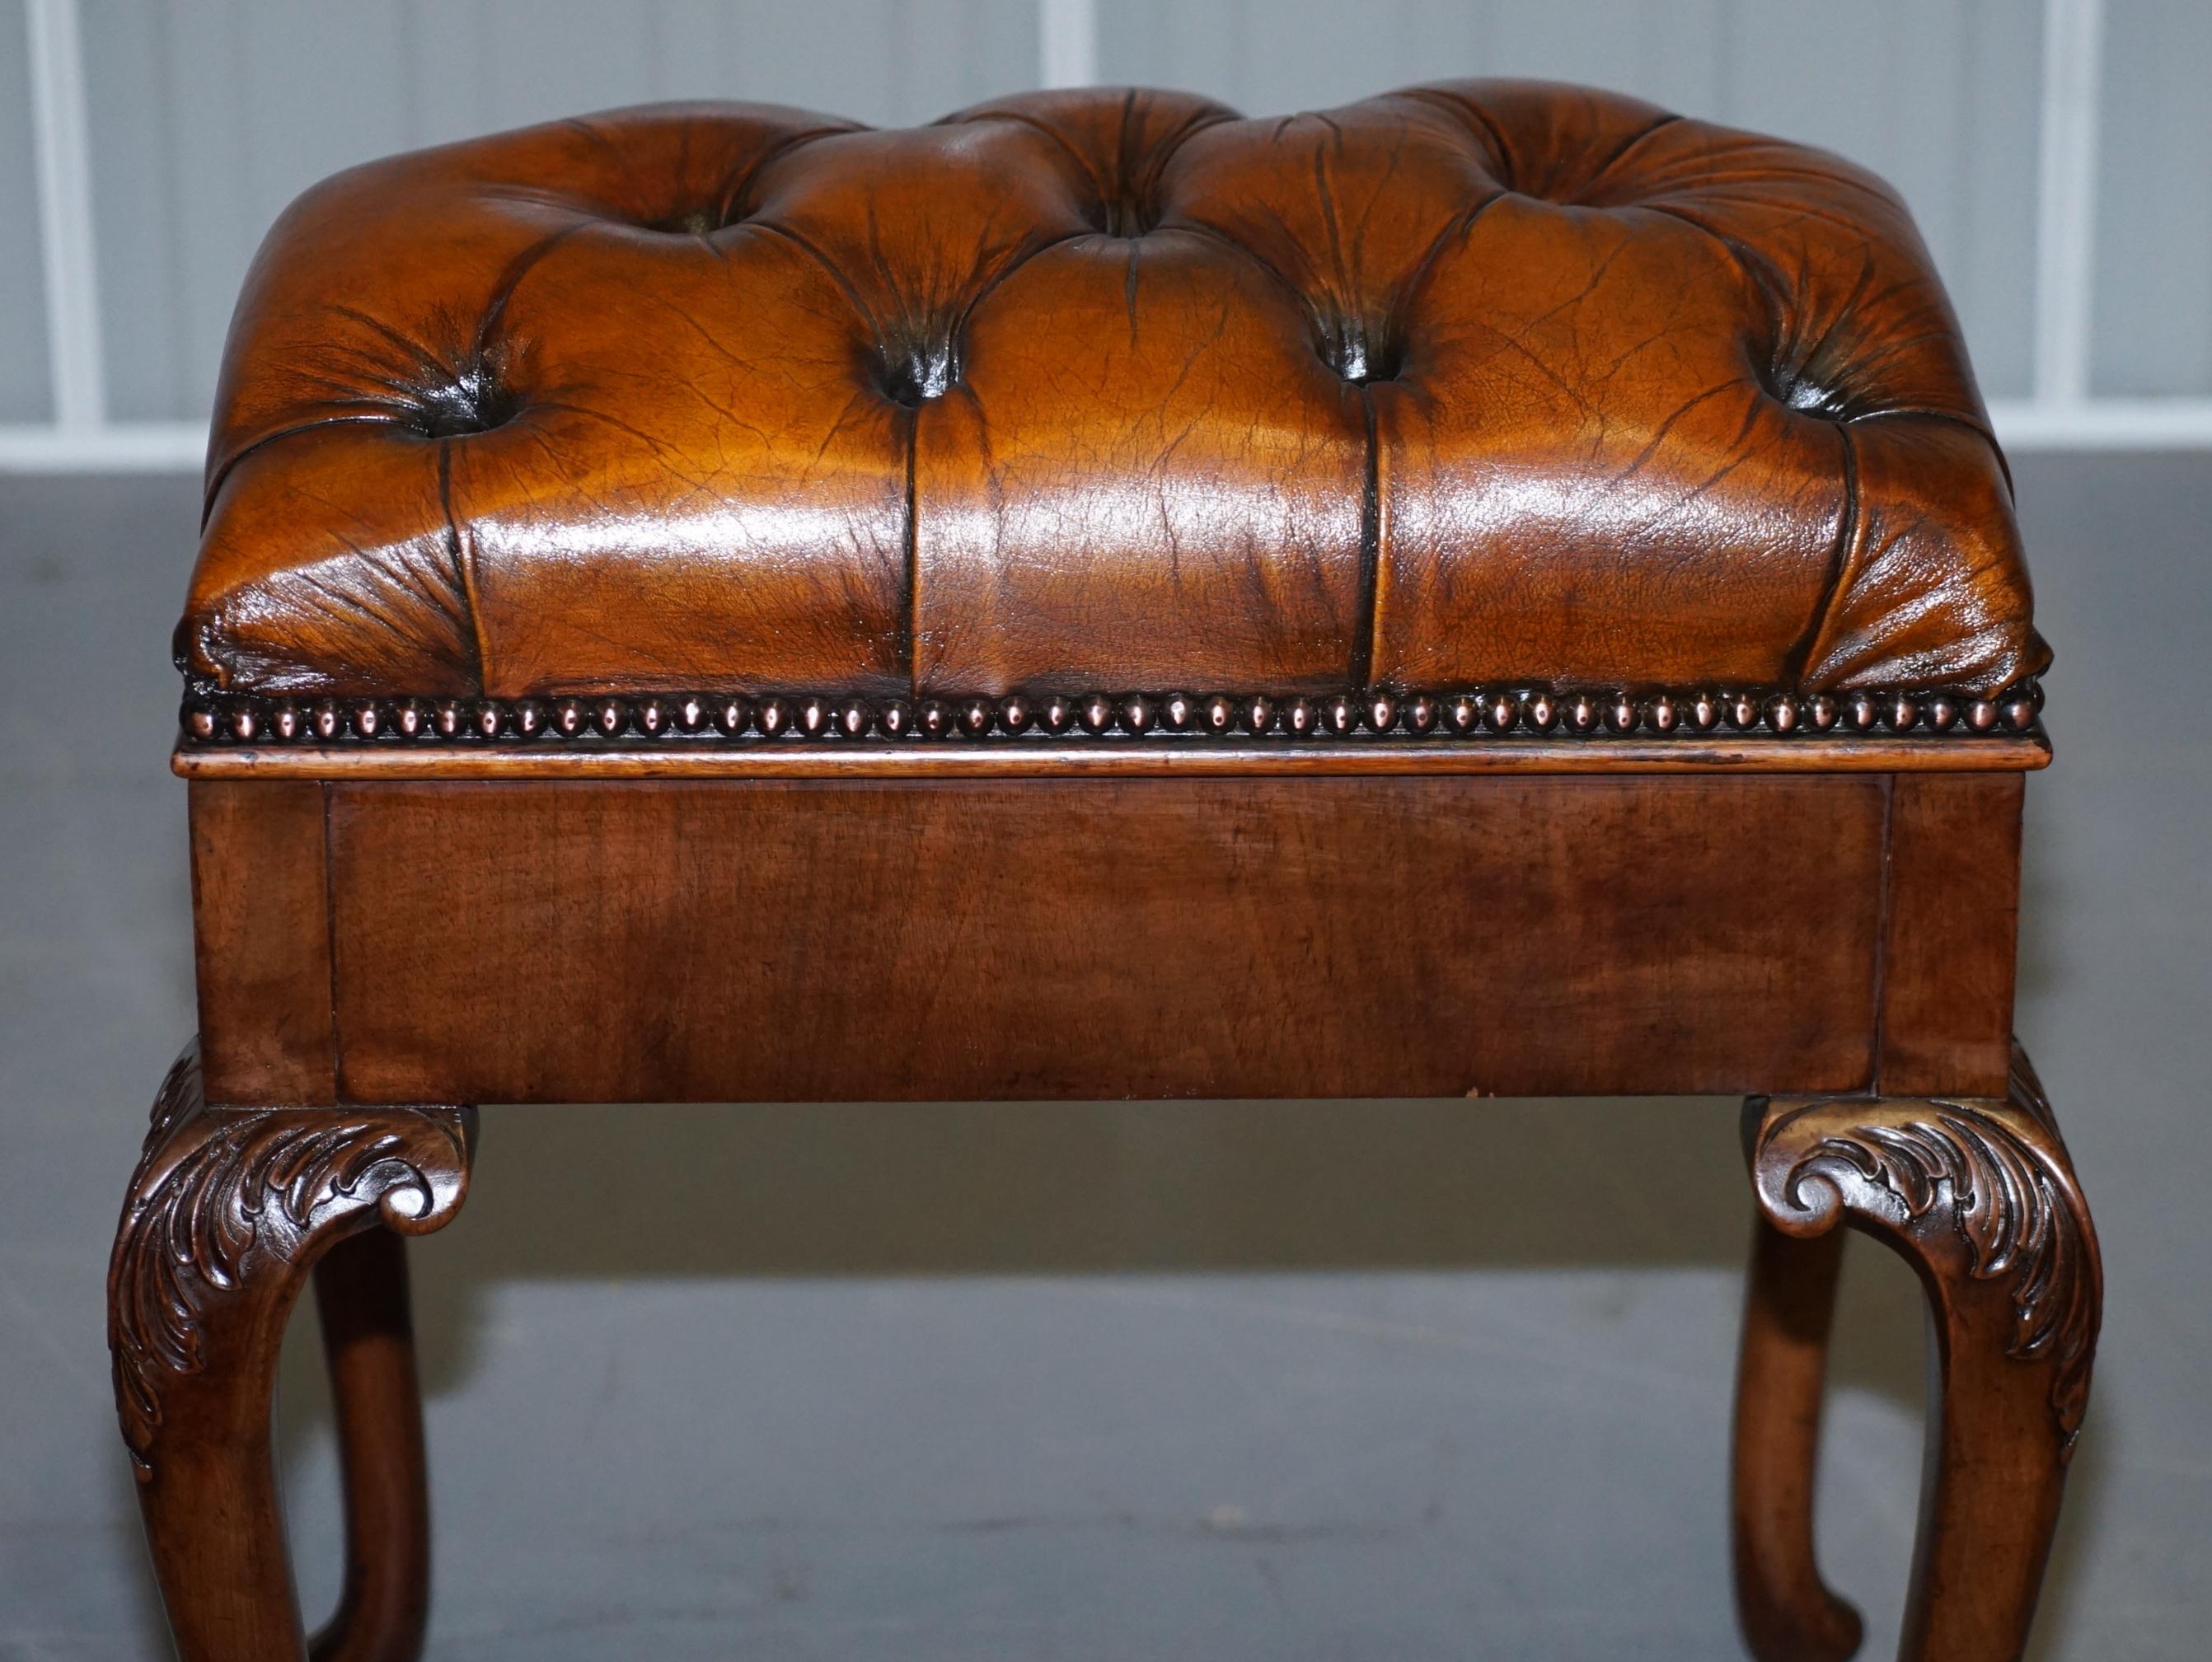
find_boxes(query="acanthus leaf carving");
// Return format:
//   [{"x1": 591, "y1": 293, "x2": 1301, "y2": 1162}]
[
  {"x1": 1751, "y1": 1049, "x2": 2100, "y2": 1452},
  {"x1": 107, "y1": 1041, "x2": 474, "y2": 1476}
]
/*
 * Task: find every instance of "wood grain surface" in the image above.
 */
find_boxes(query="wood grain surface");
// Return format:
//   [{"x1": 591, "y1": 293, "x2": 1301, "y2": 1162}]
[
  {"x1": 174, "y1": 732, "x2": 2052, "y2": 781},
  {"x1": 188, "y1": 781, "x2": 336, "y2": 1105},
  {"x1": 320, "y1": 774, "x2": 1891, "y2": 1103}
]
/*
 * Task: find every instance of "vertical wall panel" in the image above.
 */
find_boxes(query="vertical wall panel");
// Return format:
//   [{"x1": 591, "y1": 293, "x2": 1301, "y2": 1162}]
[
  {"x1": 77, "y1": 0, "x2": 1038, "y2": 423},
  {"x1": 84, "y1": 0, "x2": 415, "y2": 420},
  {"x1": 74, "y1": 2, "x2": 179, "y2": 419},
  {"x1": 1484, "y1": 0, "x2": 1731, "y2": 114},
  {"x1": 1100, "y1": 0, "x2": 2041, "y2": 399},
  {"x1": 0, "y1": 1, "x2": 54, "y2": 420},
  {"x1": 2091, "y1": 0, "x2": 2212, "y2": 395}
]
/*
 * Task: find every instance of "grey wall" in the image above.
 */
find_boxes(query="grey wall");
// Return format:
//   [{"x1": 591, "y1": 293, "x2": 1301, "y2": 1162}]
[
  {"x1": 0, "y1": 1, "x2": 50, "y2": 420},
  {"x1": 2092, "y1": 0, "x2": 2212, "y2": 394},
  {"x1": 0, "y1": 1, "x2": 2205, "y2": 428}
]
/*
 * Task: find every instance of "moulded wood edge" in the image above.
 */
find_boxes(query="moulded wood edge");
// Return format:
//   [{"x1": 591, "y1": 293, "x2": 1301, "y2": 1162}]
[{"x1": 174, "y1": 735, "x2": 2052, "y2": 781}]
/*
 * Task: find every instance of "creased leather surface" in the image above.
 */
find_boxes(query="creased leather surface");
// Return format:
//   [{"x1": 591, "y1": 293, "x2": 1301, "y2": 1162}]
[{"x1": 178, "y1": 82, "x2": 2046, "y2": 700}]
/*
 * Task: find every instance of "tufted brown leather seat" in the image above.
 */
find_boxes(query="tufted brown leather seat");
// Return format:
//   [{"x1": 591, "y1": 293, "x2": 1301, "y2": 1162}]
[{"x1": 178, "y1": 81, "x2": 2044, "y2": 715}]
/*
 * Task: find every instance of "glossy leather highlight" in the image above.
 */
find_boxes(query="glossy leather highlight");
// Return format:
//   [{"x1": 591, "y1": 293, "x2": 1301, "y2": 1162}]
[{"x1": 178, "y1": 82, "x2": 2045, "y2": 701}]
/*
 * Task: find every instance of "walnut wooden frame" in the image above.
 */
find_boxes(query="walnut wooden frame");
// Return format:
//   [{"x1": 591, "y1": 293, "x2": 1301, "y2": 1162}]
[{"x1": 119, "y1": 739, "x2": 2098, "y2": 1662}]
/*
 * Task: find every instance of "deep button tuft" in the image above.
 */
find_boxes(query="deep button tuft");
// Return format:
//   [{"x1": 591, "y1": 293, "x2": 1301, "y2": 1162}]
[
  {"x1": 396, "y1": 353, "x2": 519, "y2": 439},
  {"x1": 1765, "y1": 365, "x2": 1855, "y2": 422},
  {"x1": 651, "y1": 206, "x2": 736, "y2": 236},
  {"x1": 1094, "y1": 193, "x2": 1158, "y2": 239},
  {"x1": 872, "y1": 331, "x2": 961, "y2": 408},
  {"x1": 1316, "y1": 312, "x2": 1404, "y2": 385}
]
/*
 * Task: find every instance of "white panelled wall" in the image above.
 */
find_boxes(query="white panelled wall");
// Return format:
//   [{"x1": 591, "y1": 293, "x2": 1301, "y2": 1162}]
[{"x1": 1, "y1": 0, "x2": 2207, "y2": 469}]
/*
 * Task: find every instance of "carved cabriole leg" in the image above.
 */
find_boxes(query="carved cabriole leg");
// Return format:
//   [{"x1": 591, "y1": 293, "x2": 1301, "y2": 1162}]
[
  {"x1": 108, "y1": 1042, "x2": 475, "y2": 1662},
  {"x1": 1738, "y1": 1043, "x2": 2101, "y2": 1662}
]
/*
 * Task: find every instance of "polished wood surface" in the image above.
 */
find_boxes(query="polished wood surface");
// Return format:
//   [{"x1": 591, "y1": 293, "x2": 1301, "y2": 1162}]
[
  {"x1": 174, "y1": 729, "x2": 2053, "y2": 780},
  {"x1": 188, "y1": 780, "x2": 335, "y2": 1105},
  {"x1": 1878, "y1": 772, "x2": 2027, "y2": 1096},
  {"x1": 180, "y1": 771, "x2": 2025, "y2": 1109},
  {"x1": 109, "y1": 1045, "x2": 471, "y2": 1662},
  {"x1": 1733, "y1": 1220, "x2": 1863, "y2": 1662},
  {"x1": 320, "y1": 774, "x2": 1890, "y2": 1104},
  {"x1": 132, "y1": 761, "x2": 2074, "y2": 1660},
  {"x1": 310, "y1": 1229, "x2": 433, "y2": 1662}
]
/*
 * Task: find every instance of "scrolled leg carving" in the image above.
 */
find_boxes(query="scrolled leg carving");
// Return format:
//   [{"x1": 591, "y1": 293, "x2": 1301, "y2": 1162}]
[
  {"x1": 108, "y1": 1041, "x2": 475, "y2": 1662},
  {"x1": 1736, "y1": 1042, "x2": 2102, "y2": 1662}
]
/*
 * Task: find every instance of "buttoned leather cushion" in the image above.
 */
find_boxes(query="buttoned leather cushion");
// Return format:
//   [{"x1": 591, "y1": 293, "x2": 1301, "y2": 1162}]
[{"x1": 178, "y1": 81, "x2": 2045, "y2": 700}]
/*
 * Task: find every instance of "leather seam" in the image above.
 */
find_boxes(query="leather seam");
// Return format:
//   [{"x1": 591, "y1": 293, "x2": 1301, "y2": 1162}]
[
  {"x1": 436, "y1": 440, "x2": 493, "y2": 695},
  {"x1": 1631, "y1": 201, "x2": 1791, "y2": 358},
  {"x1": 1787, "y1": 419, "x2": 1859, "y2": 686},
  {"x1": 751, "y1": 220, "x2": 883, "y2": 342},
  {"x1": 202, "y1": 414, "x2": 406, "y2": 522},
  {"x1": 713, "y1": 120, "x2": 866, "y2": 222},
  {"x1": 471, "y1": 222, "x2": 582, "y2": 358},
  {"x1": 1845, "y1": 405, "x2": 2013, "y2": 497},
  {"x1": 902, "y1": 406, "x2": 920, "y2": 698},
  {"x1": 1396, "y1": 88, "x2": 1513, "y2": 182},
  {"x1": 1352, "y1": 390, "x2": 1381, "y2": 691},
  {"x1": 1572, "y1": 111, "x2": 1684, "y2": 202}
]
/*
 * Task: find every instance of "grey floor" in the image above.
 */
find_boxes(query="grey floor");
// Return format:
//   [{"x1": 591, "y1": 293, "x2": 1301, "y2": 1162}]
[{"x1": 1, "y1": 455, "x2": 2205, "y2": 1660}]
